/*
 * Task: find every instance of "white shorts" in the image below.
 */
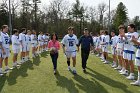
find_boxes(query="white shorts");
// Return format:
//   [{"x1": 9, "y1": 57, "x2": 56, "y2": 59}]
[
  {"x1": 31, "y1": 43, "x2": 37, "y2": 48},
  {"x1": 127, "y1": 53, "x2": 135, "y2": 61},
  {"x1": 123, "y1": 50, "x2": 128, "y2": 59},
  {"x1": 99, "y1": 45, "x2": 102, "y2": 49},
  {"x1": 102, "y1": 46, "x2": 108, "y2": 52},
  {"x1": 39, "y1": 42, "x2": 44, "y2": 46},
  {"x1": 44, "y1": 42, "x2": 48, "y2": 45},
  {"x1": 0, "y1": 48, "x2": 10, "y2": 58},
  {"x1": 116, "y1": 48, "x2": 123, "y2": 56},
  {"x1": 135, "y1": 57, "x2": 140, "y2": 66},
  {"x1": 65, "y1": 51, "x2": 76, "y2": 58},
  {"x1": 20, "y1": 44, "x2": 26, "y2": 52},
  {"x1": 26, "y1": 44, "x2": 30, "y2": 51},
  {"x1": 111, "y1": 47, "x2": 116, "y2": 55},
  {"x1": 13, "y1": 49, "x2": 20, "y2": 54}
]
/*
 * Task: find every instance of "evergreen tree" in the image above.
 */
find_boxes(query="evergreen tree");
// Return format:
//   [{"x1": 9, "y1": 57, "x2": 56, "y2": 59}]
[{"x1": 113, "y1": 2, "x2": 128, "y2": 31}]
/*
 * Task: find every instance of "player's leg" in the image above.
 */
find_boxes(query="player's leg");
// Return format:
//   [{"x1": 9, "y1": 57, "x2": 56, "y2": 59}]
[
  {"x1": 115, "y1": 50, "x2": 122, "y2": 70},
  {"x1": 20, "y1": 45, "x2": 24, "y2": 63},
  {"x1": 32, "y1": 44, "x2": 36, "y2": 58},
  {"x1": 101, "y1": 46, "x2": 105, "y2": 62},
  {"x1": 21, "y1": 44, "x2": 26, "y2": 63},
  {"x1": 111, "y1": 47, "x2": 117, "y2": 68},
  {"x1": 38, "y1": 42, "x2": 41, "y2": 54},
  {"x1": 126, "y1": 53, "x2": 135, "y2": 80},
  {"x1": 26, "y1": 45, "x2": 30, "y2": 60},
  {"x1": 103, "y1": 46, "x2": 109, "y2": 64},
  {"x1": 131, "y1": 58, "x2": 140, "y2": 85},
  {"x1": 35, "y1": 45, "x2": 38, "y2": 55},
  {"x1": 0, "y1": 54, "x2": 4, "y2": 74},
  {"x1": 120, "y1": 51, "x2": 129, "y2": 75},
  {"x1": 4, "y1": 48, "x2": 12, "y2": 72},
  {"x1": 65, "y1": 52, "x2": 71, "y2": 70},
  {"x1": 13, "y1": 49, "x2": 18, "y2": 67},
  {"x1": 72, "y1": 52, "x2": 77, "y2": 74}
]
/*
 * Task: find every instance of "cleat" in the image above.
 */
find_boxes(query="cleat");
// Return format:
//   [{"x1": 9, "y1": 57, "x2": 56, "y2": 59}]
[
  {"x1": 120, "y1": 70, "x2": 129, "y2": 76},
  {"x1": 114, "y1": 66, "x2": 122, "y2": 70},
  {"x1": 130, "y1": 80, "x2": 140, "y2": 86},
  {"x1": 73, "y1": 70, "x2": 77, "y2": 75}
]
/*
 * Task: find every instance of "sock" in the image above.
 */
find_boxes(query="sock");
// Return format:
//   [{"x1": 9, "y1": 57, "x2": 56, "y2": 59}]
[
  {"x1": 104, "y1": 55, "x2": 106, "y2": 60},
  {"x1": 0, "y1": 68, "x2": 2, "y2": 71},
  {"x1": 122, "y1": 67, "x2": 125, "y2": 71},
  {"x1": 130, "y1": 73, "x2": 134, "y2": 76},
  {"x1": 67, "y1": 61, "x2": 70, "y2": 66},
  {"x1": 22, "y1": 57, "x2": 25, "y2": 61},
  {"x1": 73, "y1": 67, "x2": 76, "y2": 70},
  {"x1": 138, "y1": 71, "x2": 140, "y2": 81},
  {"x1": 13, "y1": 62, "x2": 17, "y2": 66},
  {"x1": 5, "y1": 66, "x2": 8, "y2": 69},
  {"x1": 32, "y1": 54, "x2": 35, "y2": 57}
]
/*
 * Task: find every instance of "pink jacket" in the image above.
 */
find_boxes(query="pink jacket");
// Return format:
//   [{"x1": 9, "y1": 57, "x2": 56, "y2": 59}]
[{"x1": 48, "y1": 40, "x2": 60, "y2": 50}]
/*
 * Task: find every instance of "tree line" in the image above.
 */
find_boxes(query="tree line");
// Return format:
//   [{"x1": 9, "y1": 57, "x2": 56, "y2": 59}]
[{"x1": 0, "y1": 0, "x2": 140, "y2": 37}]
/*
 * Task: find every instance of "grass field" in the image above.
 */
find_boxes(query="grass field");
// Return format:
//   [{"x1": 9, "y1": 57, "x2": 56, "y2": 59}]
[{"x1": 0, "y1": 48, "x2": 140, "y2": 93}]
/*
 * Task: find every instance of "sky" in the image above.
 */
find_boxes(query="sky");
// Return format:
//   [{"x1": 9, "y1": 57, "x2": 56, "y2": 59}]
[{"x1": 40, "y1": 0, "x2": 140, "y2": 19}]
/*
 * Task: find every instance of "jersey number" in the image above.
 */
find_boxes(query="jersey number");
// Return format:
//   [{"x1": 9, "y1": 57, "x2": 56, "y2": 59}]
[
  {"x1": 5, "y1": 38, "x2": 9, "y2": 44},
  {"x1": 69, "y1": 41, "x2": 74, "y2": 47}
]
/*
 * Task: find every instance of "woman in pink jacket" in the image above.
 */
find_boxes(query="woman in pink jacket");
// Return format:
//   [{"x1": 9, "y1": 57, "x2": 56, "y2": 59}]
[{"x1": 48, "y1": 33, "x2": 60, "y2": 74}]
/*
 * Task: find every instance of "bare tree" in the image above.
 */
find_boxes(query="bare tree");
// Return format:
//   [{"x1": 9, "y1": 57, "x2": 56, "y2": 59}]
[
  {"x1": 88, "y1": 7, "x2": 97, "y2": 22},
  {"x1": 97, "y1": 2, "x2": 108, "y2": 29},
  {"x1": 11, "y1": 0, "x2": 20, "y2": 28}
]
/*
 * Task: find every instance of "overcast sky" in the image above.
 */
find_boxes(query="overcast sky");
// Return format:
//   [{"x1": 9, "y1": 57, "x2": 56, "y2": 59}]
[
  {"x1": 40, "y1": 0, "x2": 140, "y2": 19},
  {"x1": 0, "y1": 0, "x2": 139, "y2": 19}
]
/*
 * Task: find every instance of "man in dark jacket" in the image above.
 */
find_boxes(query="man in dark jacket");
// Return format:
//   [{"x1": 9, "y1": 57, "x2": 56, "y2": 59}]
[{"x1": 78, "y1": 28, "x2": 94, "y2": 72}]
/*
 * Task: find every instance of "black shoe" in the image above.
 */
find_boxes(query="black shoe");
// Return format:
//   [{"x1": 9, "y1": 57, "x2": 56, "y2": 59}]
[
  {"x1": 54, "y1": 70, "x2": 56, "y2": 75},
  {"x1": 83, "y1": 69, "x2": 86, "y2": 73},
  {"x1": 73, "y1": 70, "x2": 77, "y2": 75}
]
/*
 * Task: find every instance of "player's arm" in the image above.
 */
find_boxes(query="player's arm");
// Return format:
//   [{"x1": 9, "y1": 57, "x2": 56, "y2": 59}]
[
  {"x1": 47, "y1": 41, "x2": 51, "y2": 50},
  {"x1": 0, "y1": 42, "x2": 5, "y2": 54},
  {"x1": 13, "y1": 36, "x2": 19, "y2": 45},
  {"x1": 0, "y1": 35, "x2": 5, "y2": 54},
  {"x1": 19, "y1": 35, "x2": 23, "y2": 47},
  {"x1": 77, "y1": 36, "x2": 82, "y2": 51},
  {"x1": 131, "y1": 36, "x2": 140, "y2": 45},
  {"x1": 42, "y1": 36, "x2": 45, "y2": 42},
  {"x1": 32, "y1": 35, "x2": 36, "y2": 40},
  {"x1": 61, "y1": 37, "x2": 66, "y2": 54}
]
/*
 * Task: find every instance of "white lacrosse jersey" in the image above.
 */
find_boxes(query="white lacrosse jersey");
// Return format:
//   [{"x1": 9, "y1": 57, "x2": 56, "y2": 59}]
[
  {"x1": 93, "y1": 36, "x2": 97, "y2": 43},
  {"x1": 110, "y1": 35, "x2": 118, "y2": 47},
  {"x1": 116, "y1": 35, "x2": 124, "y2": 49},
  {"x1": 106, "y1": 35, "x2": 110, "y2": 44},
  {"x1": 95, "y1": 36, "x2": 100, "y2": 48},
  {"x1": 12, "y1": 35, "x2": 20, "y2": 50},
  {"x1": 100, "y1": 35, "x2": 106, "y2": 46},
  {"x1": 38, "y1": 35, "x2": 44, "y2": 42},
  {"x1": 19, "y1": 33, "x2": 26, "y2": 45},
  {"x1": 43, "y1": 35, "x2": 49, "y2": 42},
  {"x1": 0, "y1": 32, "x2": 10, "y2": 48},
  {"x1": 26, "y1": 35, "x2": 31, "y2": 44},
  {"x1": 136, "y1": 37, "x2": 140, "y2": 57},
  {"x1": 31, "y1": 34, "x2": 37, "y2": 44},
  {"x1": 126, "y1": 32, "x2": 139, "y2": 51},
  {"x1": 61, "y1": 34, "x2": 78, "y2": 52}
]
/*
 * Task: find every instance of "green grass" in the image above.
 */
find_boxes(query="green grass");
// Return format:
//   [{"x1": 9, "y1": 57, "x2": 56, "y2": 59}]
[{"x1": 0, "y1": 48, "x2": 140, "y2": 93}]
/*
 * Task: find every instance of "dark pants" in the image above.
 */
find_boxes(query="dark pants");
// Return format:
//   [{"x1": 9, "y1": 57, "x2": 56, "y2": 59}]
[
  {"x1": 81, "y1": 49, "x2": 90, "y2": 69},
  {"x1": 50, "y1": 53, "x2": 58, "y2": 70}
]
